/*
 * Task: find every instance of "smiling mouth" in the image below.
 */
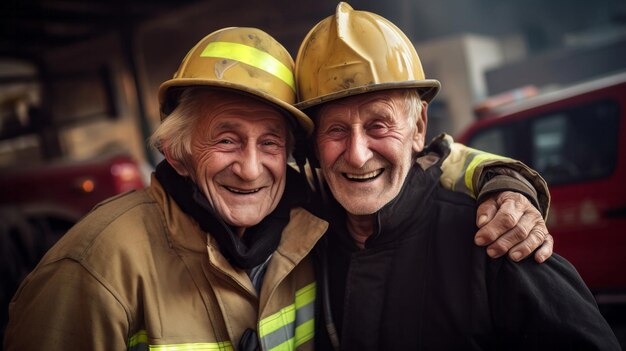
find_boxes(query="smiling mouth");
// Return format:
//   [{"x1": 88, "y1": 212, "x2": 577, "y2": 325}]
[
  {"x1": 343, "y1": 169, "x2": 384, "y2": 182},
  {"x1": 225, "y1": 186, "x2": 262, "y2": 194}
]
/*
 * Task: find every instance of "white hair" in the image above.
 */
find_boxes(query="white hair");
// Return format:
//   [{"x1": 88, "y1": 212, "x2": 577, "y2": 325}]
[
  {"x1": 149, "y1": 88, "x2": 295, "y2": 166},
  {"x1": 402, "y1": 89, "x2": 423, "y2": 124},
  {"x1": 149, "y1": 88, "x2": 208, "y2": 165}
]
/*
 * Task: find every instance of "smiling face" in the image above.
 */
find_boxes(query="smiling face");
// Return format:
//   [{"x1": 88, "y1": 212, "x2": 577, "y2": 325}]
[
  {"x1": 167, "y1": 91, "x2": 289, "y2": 236},
  {"x1": 315, "y1": 90, "x2": 427, "y2": 215}
]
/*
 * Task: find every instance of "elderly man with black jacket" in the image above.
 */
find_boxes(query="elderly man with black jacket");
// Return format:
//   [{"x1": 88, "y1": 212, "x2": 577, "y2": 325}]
[{"x1": 296, "y1": 3, "x2": 621, "y2": 350}]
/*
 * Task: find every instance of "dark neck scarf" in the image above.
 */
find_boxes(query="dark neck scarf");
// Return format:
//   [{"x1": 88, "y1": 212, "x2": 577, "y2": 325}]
[{"x1": 155, "y1": 160, "x2": 308, "y2": 269}]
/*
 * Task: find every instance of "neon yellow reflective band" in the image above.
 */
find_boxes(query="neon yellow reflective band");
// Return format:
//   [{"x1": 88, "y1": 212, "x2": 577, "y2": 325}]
[
  {"x1": 149, "y1": 341, "x2": 233, "y2": 351},
  {"x1": 294, "y1": 319, "x2": 314, "y2": 347},
  {"x1": 259, "y1": 282, "x2": 316, "y2": 336},
  {"x1": 464, "y1": 152, "x2": 508, "y2": 195},
  {"x1": 259, "y1": 282, "x2": 316, "y2": 351},
  {"x1": 259, "y1": 304, "x2": 296, "y2": 336},
  {"x1": 294, "y1": 283, "x2": 315, "y2": 347},
  {"x1": 201, "y1": 42, "x2": 295, "y2": 92},
  {"x1": 295, "y1": 282, "x2": 315, "y2": 307},
  {"x1": 129, "y1": 330, "x2": 148, "y2": 348},
  {"x1": 128, "y1": 330, "x2": 233, "y2": 351}
]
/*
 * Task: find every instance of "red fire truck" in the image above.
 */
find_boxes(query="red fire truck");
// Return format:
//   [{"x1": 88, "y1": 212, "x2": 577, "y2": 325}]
[
  {"x1": 0, "y1": 153, "x2": 144, "y2": 232},
  {"x1": 457, "y1": 72, "x2": 626, "y2": 303},
  {"x1": 0, "y1": 152, "x2": 145, "y2": 339}
]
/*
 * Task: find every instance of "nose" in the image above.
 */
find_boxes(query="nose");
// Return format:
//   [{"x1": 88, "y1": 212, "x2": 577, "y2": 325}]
[
  {"x1": 232, "y1": 144, "x2": 263, "y2": 181},
  {"x1": 344, "y1": 127, "x2": 373, "y2": 168}
]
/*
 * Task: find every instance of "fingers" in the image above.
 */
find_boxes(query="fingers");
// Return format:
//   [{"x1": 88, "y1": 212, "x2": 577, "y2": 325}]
[
  {"x1": 474, "y1": 192, "x2": 524, "y2": 247},
  {"x1": 476, "y1": 196, "x2": 498, "y2": 229},
  {"x1": 484, "y1": 202, "x2": 538, "y2": 259},
  {"x1": 475, "y1": 191, "x2": 554, "y2": 263},
  {"x1": 534, "y1": 233, "x2": 554, "y2": 263},
  {"x1": 501, "y1": 212, "x2": 548, "y2": 261}
]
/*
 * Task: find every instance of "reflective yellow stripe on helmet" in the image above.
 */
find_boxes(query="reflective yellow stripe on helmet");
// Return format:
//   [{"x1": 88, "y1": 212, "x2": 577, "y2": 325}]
[
  {"x1": 128, "y1": 330, "x2": 233, "y2": 351},
  {"x1": 258, "y1": 282, "x2": 316, "y2": 351},
  {"x1": 201, "y1": 42, "x2": 296, "y2": 92}
]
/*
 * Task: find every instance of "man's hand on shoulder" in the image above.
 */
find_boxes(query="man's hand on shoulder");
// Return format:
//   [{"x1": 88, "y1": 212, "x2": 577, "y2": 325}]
[{"x1": 475, "y1": 191, "x2": 553, "y2": 263}]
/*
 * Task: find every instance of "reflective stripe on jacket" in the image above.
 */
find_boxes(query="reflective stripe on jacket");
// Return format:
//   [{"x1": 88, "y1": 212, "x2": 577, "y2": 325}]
[
  {"x1": 437, "y1": 134, "x2": 550, "y2": 218},
  {"x1": 5, "y1": 175, "x2": 328, "y2": 351}
]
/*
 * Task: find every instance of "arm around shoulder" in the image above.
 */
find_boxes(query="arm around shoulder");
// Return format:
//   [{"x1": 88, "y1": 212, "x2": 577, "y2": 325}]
[{"x1": 438, "y1": 134, "x2": 550, "y2": 218}]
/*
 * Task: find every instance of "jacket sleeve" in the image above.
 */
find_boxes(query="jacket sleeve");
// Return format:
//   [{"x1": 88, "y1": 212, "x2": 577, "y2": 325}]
[
  {"x1": 4, "y1": 259, "x2": 130, "y2": 351},
  {"x1": 487, "y1": 255, "x2": 621, "y2": 350},
  {"x1": 437, "y1": 134, "x2": 550, "y2": 218}
]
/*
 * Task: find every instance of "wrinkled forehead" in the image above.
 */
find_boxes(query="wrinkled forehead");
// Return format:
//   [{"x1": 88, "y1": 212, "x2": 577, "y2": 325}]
[
  {"x1": 209, "y1": 116, "x2": 288, "y2": 137},
  {"x1": 199, "y1": 89, "x2": 284, "y2": 114},
  {"x1": 181, "y1": 90, "x2": 286, "y2": 136},
  {"x1": 198, "y1": 89, "x2": 288, "y2": 122}
]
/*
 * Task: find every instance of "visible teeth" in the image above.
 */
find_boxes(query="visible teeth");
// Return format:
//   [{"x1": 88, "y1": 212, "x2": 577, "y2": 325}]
[
  {"x1": 227, "y1": 187, "x2": 260, "y2": 194},
  {"x1": 345, "y1": 169, "x2": 382, "y2": 180}
]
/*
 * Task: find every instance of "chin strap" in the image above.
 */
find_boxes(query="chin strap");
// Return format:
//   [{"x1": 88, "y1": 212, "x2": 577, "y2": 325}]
[{"x1": 292, "y1": 133, "x2": 323, "y2": 199}]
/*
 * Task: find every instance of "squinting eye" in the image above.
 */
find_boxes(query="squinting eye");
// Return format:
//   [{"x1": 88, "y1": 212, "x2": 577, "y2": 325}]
[
  {"x1": 327, "y1": 126, "x2": 346, "y2": 134},
  {"x1": 263, "y1": 139, "x2": 287, "y2": 150},
  {"x1": 218, "y1": 139, "x2": 233, "y2": 144},
  {"x1": 367, "y1": 123, "x2": 388, "y2": 135}
]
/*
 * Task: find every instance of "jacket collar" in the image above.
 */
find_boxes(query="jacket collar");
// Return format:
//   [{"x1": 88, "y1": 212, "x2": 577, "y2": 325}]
[
  {"x1": 155, "y1": 161, "x2": 310, "y2": 269},
  {"x1": 148, "y1": 166, "x2": 328, "y2": 301}
]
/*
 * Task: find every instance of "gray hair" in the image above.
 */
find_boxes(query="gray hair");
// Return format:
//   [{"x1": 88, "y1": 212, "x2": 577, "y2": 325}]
[
  {"x1": 149, "y1": 88, "x2": 207, "y2": 165},
  {"x1": 149, "y1": 87, "x2": 295, "y2": 166},
  {"x1": 402, "y1": 89, "x2": 424, "y2": 124}
]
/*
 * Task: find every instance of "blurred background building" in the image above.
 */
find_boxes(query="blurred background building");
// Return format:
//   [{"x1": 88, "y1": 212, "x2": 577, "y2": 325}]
[{"x1": 1, "y1": 0, "x2": 625, "y2": 168}]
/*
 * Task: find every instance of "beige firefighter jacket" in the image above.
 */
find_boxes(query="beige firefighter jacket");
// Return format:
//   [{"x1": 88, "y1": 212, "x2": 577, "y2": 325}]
[{"x1": 5, "y1": 176, "x2": 328, "y2": 351}]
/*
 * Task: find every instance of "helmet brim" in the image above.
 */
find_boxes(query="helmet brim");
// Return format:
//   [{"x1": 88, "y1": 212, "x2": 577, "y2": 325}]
[
  {"x1": 159, "y1": 78, "x2": 313, "y2": 137},
  {"x1": 295, "y1": 80, "x2": 441, "y2": 111}
]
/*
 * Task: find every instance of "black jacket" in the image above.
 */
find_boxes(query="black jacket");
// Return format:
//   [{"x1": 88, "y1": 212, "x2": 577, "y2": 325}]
[{"x1": 314, "y1": 147, "x2": 620, "y2": 350}]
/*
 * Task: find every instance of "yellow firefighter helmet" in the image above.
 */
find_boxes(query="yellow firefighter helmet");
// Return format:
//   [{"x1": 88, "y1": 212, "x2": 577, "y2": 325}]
[
  {"x1": 159, "y1": 27, "x2": 313, "y2": 136},
  {"x1": 295, "y1": 2, "x2": 440, "y2": 110}
]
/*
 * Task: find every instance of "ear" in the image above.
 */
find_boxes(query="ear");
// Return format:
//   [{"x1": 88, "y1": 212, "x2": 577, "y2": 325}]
[
  {"x1": 162, "y1": 143, "x2": 190, "y2": 177},
  {"x1": 411, "y1": 100, "x2": 429, "y2": 153}
]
